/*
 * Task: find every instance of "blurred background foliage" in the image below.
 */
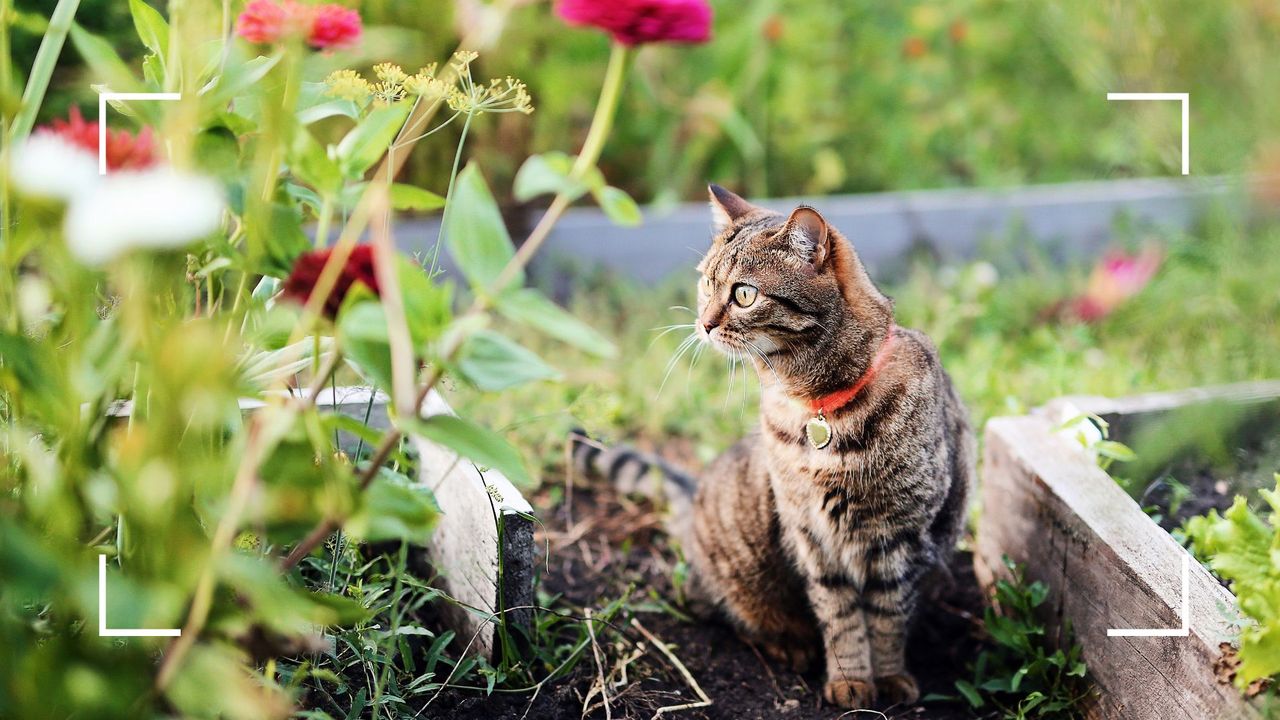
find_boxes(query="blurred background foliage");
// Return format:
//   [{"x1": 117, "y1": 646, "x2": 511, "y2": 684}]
[{"x1": 12, "y1": 0, "x2": 1280, "y2": 204}]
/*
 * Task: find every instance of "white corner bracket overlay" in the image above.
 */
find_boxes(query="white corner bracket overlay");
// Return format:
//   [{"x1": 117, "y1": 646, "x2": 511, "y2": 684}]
[
  {"x1": 98, "y1": 554, "x2": 181, "y2": 637},
  {"x1": 97, "y1": 92, "x2": 181, "y2": 174},
  {"x1": 1107, "y1": 552, "x2": 1190, "y2": 638},
  {"x1": 1106, "y1": 92, "x2": 1190, "y2": 176}
]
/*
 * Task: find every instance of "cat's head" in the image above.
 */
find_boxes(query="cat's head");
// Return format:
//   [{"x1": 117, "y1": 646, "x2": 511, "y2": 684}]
[{"x1": 695, "y1": 184, "x2": 892, "y2": 361}]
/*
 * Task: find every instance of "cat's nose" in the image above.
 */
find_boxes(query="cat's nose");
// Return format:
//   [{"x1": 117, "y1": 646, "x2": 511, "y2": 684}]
[{"x1": 702, "y1": 319, "x2": 719, "y2": 333}]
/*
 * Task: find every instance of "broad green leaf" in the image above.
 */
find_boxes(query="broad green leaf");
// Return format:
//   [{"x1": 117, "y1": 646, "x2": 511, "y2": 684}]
[
  {"x1": 336, "y1": 102, "x2": 411, "y2": 178},
  {"x1": 455, "y1": 330, "x2": 560, "y2": 391},
  {"x1": 594, "y1": 185, "x2": 642, "y2": 227},
  {"x1": 297, "y1": 98, "x2": 360, "y2": 125},
  {"x1": 70, "y1": 24, "x2": 143, "y2": 94},
  {"x1": 346, "y1": 469, "x2": 440, "y2": 544},
  {"x1": 403, "y1": 413, "x2": 531, "y2": 486},
  {"x1": 168, "y1": 644, "x2": 292, "y2": 720},
  {"x1": 395, "y1": 256, "x2": 452, "y2": 349},
  {"x1": 338, "y1": 302, "x2": 394, "y2": 394},
  {"x1": 443, "y1": 164, "x2": 520, "y2": 293},
  {"x1": 201, "y1": 54, "x2": 281, "y2": 109},
  {"x1": 290, "y1": 128, "x2": 342, "y2": 195},
  {"x1": 497, "y1": 288, "x2": 616, "y2": 358},
  {"x1": 389, "y1": 183, "x2": 445, "y2": 212},
  {"x1": 513, "y1": 152, "x2": 588, "y2": 202},
  {"x1": 129, "y1": 0, "x2": 169, "y2": 61},
  {"x1": 221, "y1": 554, "x2": 368, "y2": 631}
]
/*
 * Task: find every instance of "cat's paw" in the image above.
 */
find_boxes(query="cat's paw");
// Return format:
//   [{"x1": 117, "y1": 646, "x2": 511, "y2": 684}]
[
  {"x1": 760, "y1": 640, "x2": 817, "y2": 673},
  {"x1": 822, "y1": 677, "x2": 875, "y2": 708},
  {"x1": 874, "y1": 673, "x2": 920, "y2": 706}
]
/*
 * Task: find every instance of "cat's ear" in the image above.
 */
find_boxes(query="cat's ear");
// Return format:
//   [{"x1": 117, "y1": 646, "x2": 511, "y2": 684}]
[
  {"x1": 782, "y1": 206, "x2": 832, "y2": 268},
  {"x1": 708, "y1": 184, "x2": 758, "y2": 233}
]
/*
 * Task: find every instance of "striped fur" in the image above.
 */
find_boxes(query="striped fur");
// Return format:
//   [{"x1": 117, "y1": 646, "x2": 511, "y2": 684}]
[{"x1": 573, "y1": 187, "x2": 975, "y2": 710}]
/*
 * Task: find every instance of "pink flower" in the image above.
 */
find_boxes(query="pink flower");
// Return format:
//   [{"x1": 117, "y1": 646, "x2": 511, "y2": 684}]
[
  {"x1": 41, "y1": 107, "x2": 156, "y2": 171},
  {"x1": 236, "y1": 0, "x2": 295, "y2": 44},
  {"x1": 236, "y1": 0, "x2": 361, "y2": 50},
  {"x1": 307, "y1": 4, "x2": 362, "y2": 49},
  {"x1": 1070, "y1": 247, "x2": 1162, "y2": 322},
  {"x1": 556, "y1": 0, "x2": 712, "y2": 46}
]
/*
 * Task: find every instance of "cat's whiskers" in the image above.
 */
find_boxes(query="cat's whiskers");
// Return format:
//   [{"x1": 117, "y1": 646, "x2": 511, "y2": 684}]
[
  {"x1": 744, "y1": 339, "x2": 783, "y2": 388},
  {"x1": 656, "y1": 331, "x2": 701, "y2": 399}
]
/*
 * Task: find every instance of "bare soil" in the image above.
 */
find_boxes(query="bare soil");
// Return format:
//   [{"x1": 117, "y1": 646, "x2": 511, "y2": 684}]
[{"x1": 427, "y1": 473, "x2": 989, "y2": 720}]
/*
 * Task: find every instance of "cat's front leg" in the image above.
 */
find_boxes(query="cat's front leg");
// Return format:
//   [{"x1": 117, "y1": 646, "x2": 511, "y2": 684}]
[
  {"x1": 863, "y1": 544, "x2": 924, "y2": 705},
  {"x1": 790, "y1": 530, "x2": 875, "y2": 708}
]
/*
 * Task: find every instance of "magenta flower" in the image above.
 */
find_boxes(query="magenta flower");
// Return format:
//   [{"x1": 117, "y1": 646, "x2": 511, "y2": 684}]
[
  {"x1": 1071, "y1": 247, "x2": 1163, "y2": 322},
  {"x1": 236, "y1": 0, "x2": 297, "y2": 44},
  {"x1": 556, "y1": 0, "x2": 712, "y2": 46},
  {"x1": 308, "y1": 4, "x2": 362, "y2": 49}
]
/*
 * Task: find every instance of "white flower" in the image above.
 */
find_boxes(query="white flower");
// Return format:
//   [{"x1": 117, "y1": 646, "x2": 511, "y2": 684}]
[
  {"x1": 8, "y1": 134, "x2": 98, "y2": 201},
  {"x1": 63, "y1": 168, "x2": 225, "y2": 266},
  {"x1": 1051, "y1": 401, "x2": 1104, "y2": 457}
]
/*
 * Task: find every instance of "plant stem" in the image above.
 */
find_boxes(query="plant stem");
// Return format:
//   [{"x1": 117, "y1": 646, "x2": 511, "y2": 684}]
[
  {"x1": 428, "y1": 109, "x2": 475, "y2": 278},
  {"x1": 8, "y1": 0, "x2": 81, "y2": 143}
]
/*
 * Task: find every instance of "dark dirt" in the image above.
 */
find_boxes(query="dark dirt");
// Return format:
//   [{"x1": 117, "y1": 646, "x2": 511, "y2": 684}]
[
  {"x1": 426, "y1": 473, "x2": 989, "y2": 720},
  {"x1": 1131, "y1": 417, "x2": 1280, "y2": 533}
]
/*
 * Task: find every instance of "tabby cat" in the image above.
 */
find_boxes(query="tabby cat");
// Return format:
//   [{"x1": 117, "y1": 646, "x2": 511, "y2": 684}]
[{"x1": 571, "y1": 185, "x2": 974, "y2": 709}]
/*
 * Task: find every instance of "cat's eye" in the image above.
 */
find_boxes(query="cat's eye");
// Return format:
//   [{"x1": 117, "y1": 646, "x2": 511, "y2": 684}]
[
  {"x1": 733, "y1": 283, "x2": 758, "y2": 307},
  {"x1": 700, "y1": 275, "x2": 713, "y2": 294}
]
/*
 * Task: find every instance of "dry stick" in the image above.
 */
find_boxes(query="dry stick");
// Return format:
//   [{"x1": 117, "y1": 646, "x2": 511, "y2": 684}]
[
  {"x1": 629, "y1": 618, "x2": 712, "y2": 719},
  {"x1": 585, "y1": 607, "x2": 613, "y2": 720}
]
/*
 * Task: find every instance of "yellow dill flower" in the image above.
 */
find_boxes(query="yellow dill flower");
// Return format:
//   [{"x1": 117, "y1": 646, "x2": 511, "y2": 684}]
[
  {"x1": 373, "y1": 62, "x2": 408, "y2": 86},
  {"x1": 324, "y1": 69, "x2": 373, "y2": 103}
]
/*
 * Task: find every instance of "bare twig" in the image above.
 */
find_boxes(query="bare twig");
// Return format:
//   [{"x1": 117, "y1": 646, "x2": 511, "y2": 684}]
[
  {"x1": 629, "y1": 618, "x2": 711, "y2": 719},
  {"x1": 585, "y1": 608, "x2": 613, "y2": 720}
]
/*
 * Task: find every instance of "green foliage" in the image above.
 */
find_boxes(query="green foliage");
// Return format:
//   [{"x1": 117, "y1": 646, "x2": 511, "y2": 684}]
[
  {"x1": 1184, "y1": 476, "x2": 1280, "y2": 687},
  {"x1": 949, "y1": 557, "x2": 1091, "y2": 719}
]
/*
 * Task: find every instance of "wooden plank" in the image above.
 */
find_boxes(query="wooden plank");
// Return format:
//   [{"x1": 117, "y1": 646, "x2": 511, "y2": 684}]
[
  {"x1": 411, "y1": 391, "x2": 534, "y2": 659},
  {"x1": 977, "y1": 414, "x2": 1261, "y2": 720}
]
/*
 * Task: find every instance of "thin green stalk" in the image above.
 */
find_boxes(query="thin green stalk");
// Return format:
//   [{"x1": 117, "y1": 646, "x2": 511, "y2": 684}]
[
  {"x1": 427, "y1": 108, "x2": 475, "y2": 278},
  {"x1": 570, "y1": 43, "x2": 630, "y2": 178},
  {"x1": 9, "y1": 0, "x2": 80, "y2": 143}
]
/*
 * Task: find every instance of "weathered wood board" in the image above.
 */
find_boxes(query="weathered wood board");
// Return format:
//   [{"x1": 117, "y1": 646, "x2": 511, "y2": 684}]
[
  {"x1": 411, "y1": 391, "x2": 534, "y2": 659},
  {"x1": 976, "y1": 381, "x2": 1280, "y2": 720}
]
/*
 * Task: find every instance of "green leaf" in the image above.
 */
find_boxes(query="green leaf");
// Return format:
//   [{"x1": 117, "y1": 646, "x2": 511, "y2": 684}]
[
  {"x1": 1095, "y1": 440, "x2": 1136, "y2": 462},
  {"x1": 395, "y1": 256, "x2": 452, "y2": 349},
  {"x1": 338, "y1": 302, "x2": 393, "y2": 394},
  {"x1": 443, "y1": 164, "x2": 520, "y2": 293},
  {"x1": 336, "y1": 102, "x2": 411, "y2": 178},
  {"x1": 403, "y1": 414, "x2": 531, "y2": 486},
  {"x1": 513, "y1": 152, "x2": 590, "y2": 202},
  {"x1": 297, "y1": 98, "x2": 360, "y2": 125},
  {"x1": 129, "y1": 0, "x2": 169, "y2": 61},
  {"x1": 593, "y1": 185, "x2": 642, "y2": 227},
  {"x1": 290, "y1": 129, "x2": 342, "y2": 195},
  {"x1": 389, "y1": 183, "x2": 445, "y2": 212},
  {"x1": 954, "y1": 680, "x2": 983, "y2": 708},
  {"x1": 70, "y1": 24, "x2": 143, "y2": 94},
  {"x1": 346, "y1": 469, "x2": 441, "y2": 544},
  {"x1": 497, "y1": 288, "x2": 616, "y2": 358},
  {"x1": 201, "y1": 54, "x2": 281, "y2": 110},
  {"x1": 456, "y1": 330, "x2": 560, "y2": 391}
]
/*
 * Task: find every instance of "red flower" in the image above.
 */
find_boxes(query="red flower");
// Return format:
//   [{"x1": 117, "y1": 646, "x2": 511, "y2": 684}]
[
  {"x1": 40, "y1": 107, "x2": 156, "y2": 171},
  {"x1": 1070, "y1": 247, "x2": 1162, "y2": 322},
  {"x1": 556, "y1": 0, "x2": 712, "y2": 46},
  {"x1": 308, "y1": 4, "x2": 362, "y2": 49},
  {"x1": 902, "y1": 36, "x2": 927, "y2": 59},
  {"x1": 282, "y1": 244, "x2": 379, "y2": 318},
  {"x1": 236, "y1": 0, "x2": 361, "y2": 50}
]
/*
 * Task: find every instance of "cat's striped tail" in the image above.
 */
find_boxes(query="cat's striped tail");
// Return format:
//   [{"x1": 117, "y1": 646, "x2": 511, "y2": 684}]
[{"x1": 568, "y1": 429, "x2": 697, "y2": 513}]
